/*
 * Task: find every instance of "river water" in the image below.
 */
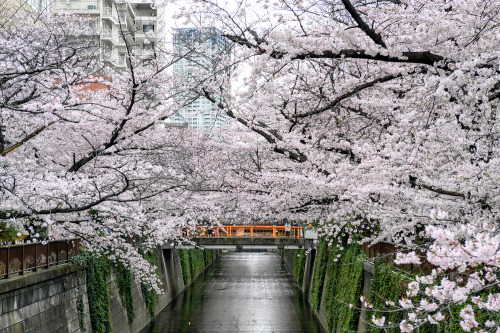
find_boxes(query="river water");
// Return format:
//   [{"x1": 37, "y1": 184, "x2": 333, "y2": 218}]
[{"x1": 147, "y1": 251, "x2": 324, "y2": 333}]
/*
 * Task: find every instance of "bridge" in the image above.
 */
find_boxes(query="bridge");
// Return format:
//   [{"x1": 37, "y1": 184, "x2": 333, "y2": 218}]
[{"x1": 163, "y1": 225, "x2": 317, "y2": 250}]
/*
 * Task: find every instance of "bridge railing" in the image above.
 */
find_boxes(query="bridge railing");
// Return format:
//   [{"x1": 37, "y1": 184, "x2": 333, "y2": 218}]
[
  {"x1": 0, "y1": 238, "x2": 80, "y2": 279},
  {"x1": 180, "y1": 225, "x2": 304, "y2": 238}
]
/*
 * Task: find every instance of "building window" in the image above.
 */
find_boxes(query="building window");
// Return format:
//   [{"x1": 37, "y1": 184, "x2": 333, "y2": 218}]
[
  {"x1": 143, "y1": 41, "x2": 155, "y2": 50},
  {"x1": 87, "y1": 5, "x2": 96, "y2": 9},
  {"x1": 143, "y1": 24, "x2": 154, "y2": 33}
]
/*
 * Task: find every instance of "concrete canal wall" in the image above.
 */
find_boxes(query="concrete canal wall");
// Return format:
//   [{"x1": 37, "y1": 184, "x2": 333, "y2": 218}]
[
  {"x1": 281, "y1": 246, "x2": 378, "y2": 333},
  {"x1": 282, "y1": 242, "x2": 473, "y2": 333},
  {"x1": 0, "y1": 249, "x2": 202, "y2": 333}
]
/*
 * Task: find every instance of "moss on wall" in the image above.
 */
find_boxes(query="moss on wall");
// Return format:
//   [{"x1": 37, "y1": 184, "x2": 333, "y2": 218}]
[{"x1": 71, "y1": 248, "x2": 164, "y2": 331}]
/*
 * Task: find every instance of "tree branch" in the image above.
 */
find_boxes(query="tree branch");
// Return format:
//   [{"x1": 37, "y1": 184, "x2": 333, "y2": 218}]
[
  {"x1": 341, "y1": 0, "x2": 387, "y2": 48},
  {"x1": 223, "y1": 33, "x2": 446, "y2": 67},
  {"x1": 1, "y1": 120, "x2": 57, "y2": 156}
]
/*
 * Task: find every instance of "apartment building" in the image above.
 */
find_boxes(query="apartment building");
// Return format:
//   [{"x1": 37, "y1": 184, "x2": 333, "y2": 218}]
[
  {"x1": 53, "y1": 0, "x2": 159, "y2": 68},
  {"x1": 171, "y1": 27, "x2": 232, "y2": 130}
]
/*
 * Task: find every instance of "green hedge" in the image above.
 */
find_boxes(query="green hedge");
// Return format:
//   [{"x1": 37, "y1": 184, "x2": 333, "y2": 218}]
[{"x1": 311, "y1": 239, "x2": 329, "y2": 311}]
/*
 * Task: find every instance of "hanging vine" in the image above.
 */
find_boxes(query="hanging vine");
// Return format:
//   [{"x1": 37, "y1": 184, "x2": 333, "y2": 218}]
[
  {"x1": 70, "y1": 253, "x2": 88, "y2": 333},
  {"x1": 115, "y1": 261, "x2": 135, "y2": 324},
  {"x1": 140, "y1": 249, "x2": 159, "y2": 319}
]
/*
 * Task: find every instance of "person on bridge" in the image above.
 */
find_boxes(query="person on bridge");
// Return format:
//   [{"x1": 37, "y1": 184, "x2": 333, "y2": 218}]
[{"x1": 285, "y1": 221, "x2": 291, "y2": 238}]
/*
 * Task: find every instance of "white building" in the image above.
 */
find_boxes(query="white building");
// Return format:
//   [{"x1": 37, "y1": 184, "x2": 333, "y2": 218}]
[
  {"x1": 171, "y1": 27, "x2": 231, "y2": 130},
  {"x1": 53, "y1": 0, "x2": 159, "y2": 68},
  {"x1": 24, "y1": 0, "x2": 50, "y2": 12}
]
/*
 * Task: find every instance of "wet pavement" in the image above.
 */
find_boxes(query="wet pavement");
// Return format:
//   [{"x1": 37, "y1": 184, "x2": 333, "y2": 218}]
[{"x1": 147, "y1": 251, "x2": 324, "y2": 333}]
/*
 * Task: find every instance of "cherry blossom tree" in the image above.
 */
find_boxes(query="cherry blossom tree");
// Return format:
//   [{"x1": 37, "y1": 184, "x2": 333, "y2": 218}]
[
  {"x1": 0, "y1": 2, "x2": 242, "y2": 288},
  {"x1": 158, "y1": 0, "x2": 500, "y2": 329}
]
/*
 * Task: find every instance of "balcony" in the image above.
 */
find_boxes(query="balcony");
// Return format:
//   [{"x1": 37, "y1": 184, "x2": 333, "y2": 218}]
[
  {"x1": 102, "y1": 7, "x2": 119, "y2": 24},
  {"x1": 102, "y1": 29, "x2": 112, "y2": 38}
]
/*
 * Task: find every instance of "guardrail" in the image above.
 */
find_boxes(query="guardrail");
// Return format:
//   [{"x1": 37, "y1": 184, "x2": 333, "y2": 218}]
[
  {"x1": 181, "y1": 225, "x2": 304, "y2": 239},
  {"x1": 0, "y1": 238, "x2": 80, "y2": 279}
]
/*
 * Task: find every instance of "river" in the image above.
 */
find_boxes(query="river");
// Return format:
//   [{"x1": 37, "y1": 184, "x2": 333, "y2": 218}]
[{"x1": 146, "y1": 251, "x2": 324, "y2": 333}]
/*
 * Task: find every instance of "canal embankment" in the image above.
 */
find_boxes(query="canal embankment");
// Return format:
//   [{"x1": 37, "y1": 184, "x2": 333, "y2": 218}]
[
  {"x1": 282, "y1": 239, "x2": 489, "y2": 333},
  {"x1": 0, "y1": 248, "x2": 218, "y2": 333}
]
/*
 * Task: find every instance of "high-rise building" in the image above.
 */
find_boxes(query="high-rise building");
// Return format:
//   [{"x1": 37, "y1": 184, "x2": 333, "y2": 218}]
[
  {"x1": 171, "y1": 27, "x2": 231, "y2": 130},
  {"x1": 1, "y1": 0, "x2": 50, "y2": 28},
  {"x1": 53, "y1": 0, "x2": 159, "y2": 68},
  {"x1": 24, "y1": 0, "x2": 50, "y2": 12}
]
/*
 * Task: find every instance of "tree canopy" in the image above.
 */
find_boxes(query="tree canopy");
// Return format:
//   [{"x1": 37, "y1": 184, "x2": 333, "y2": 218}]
[{"x1": 1, "y1": 0, "x2": 499, "y2": 330}]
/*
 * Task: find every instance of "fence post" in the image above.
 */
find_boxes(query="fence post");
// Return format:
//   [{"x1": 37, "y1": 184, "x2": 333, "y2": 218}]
[
  {"x1": 35, "y1": 244, "x2": 38, "y2": 272},
  {"x1": 22, "y1": 245, "x2": 25, "y2": 275},
  {"x1": 6, "y1": 247, "x2": 10, "y2": 278}
]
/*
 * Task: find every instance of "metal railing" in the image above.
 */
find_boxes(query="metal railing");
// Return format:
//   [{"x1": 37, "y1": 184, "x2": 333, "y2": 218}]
[
  {"x1": 181, "y1": 225, "x2": 304, "y2": 239},
  {"x1": 0, "y1": 238, "x2": 80, "y2": 279}
]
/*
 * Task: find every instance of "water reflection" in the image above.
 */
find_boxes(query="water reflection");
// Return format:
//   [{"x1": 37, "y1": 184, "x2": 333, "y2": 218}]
[{"x1": 147, "y1": 252, "x2": 323, "y2": 333}]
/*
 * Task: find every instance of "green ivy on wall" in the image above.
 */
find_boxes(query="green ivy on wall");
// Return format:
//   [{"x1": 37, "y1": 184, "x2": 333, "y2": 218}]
[
  {"x1": 294, "y1": 249, "x2": 307, "y2": 287},
  {"x1": 71, "y1": 252, "x2": 113, "y2": 333},
  {"x1": 178, "y1": 249, "x2": 192, "y2": 285},
  {"x1": 368, "y1": 261, "x2": 409, "y2": 333},
  {"x1": 87, "y1": 254, "x2": 112, "y2": 333},
  {"x1": 326, "y1": 244, "x2": 365, "y2": 333},
  {"x1": 115, "y1": 262, "x2": 135, "y2": 324},
  {"x1": 311, "y1": 238, "x2": 329, "y2": 311},
  {"x1": 323, "y1": 245, "x2": 342, "y2": 332},
  {"x1": 141, "y1": 249, "x2": 160, "y2": 319},
  {"x1": 178, "y1": 249, "x2": 217, "y2": 287},
  {"x1": 71, "y1": 253, "x2": 88, "y2": 333},
  {"x1": 189, "y1": 249, "x2": 205, "y2": 280},
  {"x1": 204, "y1": 249, "x2": 216, "y2": 266}
]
